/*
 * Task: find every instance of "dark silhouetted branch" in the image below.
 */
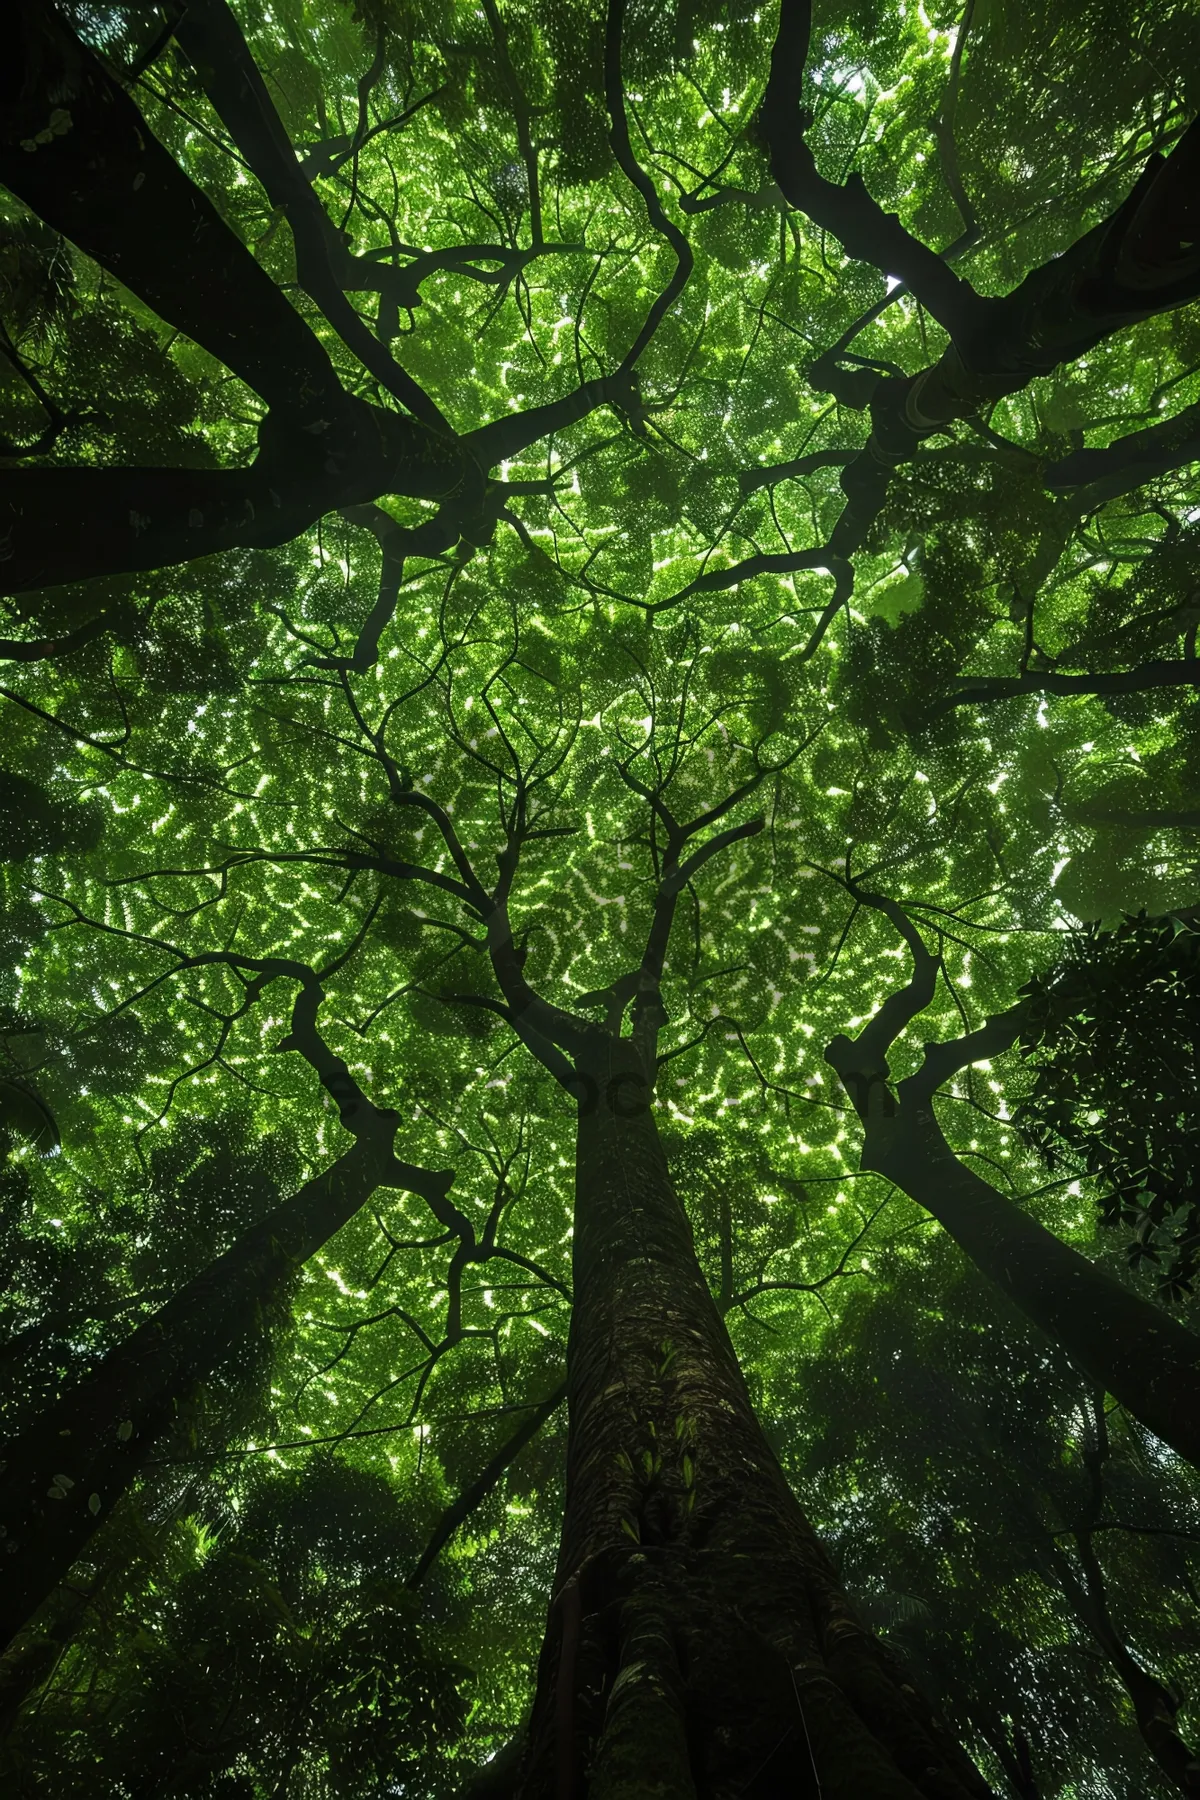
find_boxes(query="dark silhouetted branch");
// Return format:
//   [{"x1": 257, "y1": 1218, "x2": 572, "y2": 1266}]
[{"x1": 407, "y1": 1380, "x2": 567, "y2": 1587}]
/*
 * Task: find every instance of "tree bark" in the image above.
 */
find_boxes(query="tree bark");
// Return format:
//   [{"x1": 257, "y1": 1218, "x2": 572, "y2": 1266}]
[
  {"x1": 945, "y1": 663, "x2": 1200, "y2": 709},
  {"x1": 0, "y1": 1121, "x2": 451, "y2": 1653},
  {"x1": 509, "y1": 1039, "x2": 994, "y2": 1798}
]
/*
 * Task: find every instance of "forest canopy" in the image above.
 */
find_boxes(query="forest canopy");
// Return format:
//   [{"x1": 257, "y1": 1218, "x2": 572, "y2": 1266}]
[{"x1": 2, "y1": 0, "x2": 1200, "y2": 1795}]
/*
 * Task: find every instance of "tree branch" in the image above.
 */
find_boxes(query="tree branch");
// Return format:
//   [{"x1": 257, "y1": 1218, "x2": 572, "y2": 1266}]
[
  {"x1": 944, "y1": 660, "x2": 1200, "y2": 709},
  {"x1": 406, "y1": 1379, "x2": 567, "y2": 1587},
  {"x1": 822, "y1": 880, "x2": 940, "y2": 1114},
  {"x1": 0, "y1": 4, "x2": 345, "y2": 428},
  {"x1": 759, "y1": 0, "x2": 982, "y2": 340},
  {"x1": 1045, "y1": 398, "x2": 1200, "y2": 500},
  {"x1": 173, "y1": 0, "x2": 453, "y2": 434},
  {"x1": 604, "y1": 0, "x2": 694, "y2": 376},
  {"x1": 898, "y1": 1006, "x2": 1027, "y2": 1108}
]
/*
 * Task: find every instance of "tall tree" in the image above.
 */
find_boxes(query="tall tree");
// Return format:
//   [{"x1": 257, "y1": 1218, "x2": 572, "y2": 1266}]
[
  {"x1": 0, "y1": 965, "x2": 454, "y2": 1651},
  {"x1": 823, "y1": 878, "x2": 1200, "y2": 1469}
]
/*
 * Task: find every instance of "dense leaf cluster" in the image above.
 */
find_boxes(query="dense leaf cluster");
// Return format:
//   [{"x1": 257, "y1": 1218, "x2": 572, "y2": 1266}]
[{"x1": 1018, "y1": 914, "x2": 1200, "y2": 1296}]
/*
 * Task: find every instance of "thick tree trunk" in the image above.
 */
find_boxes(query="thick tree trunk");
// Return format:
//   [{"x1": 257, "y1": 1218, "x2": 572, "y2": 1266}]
[
  {"x1": 1, "y1": 1, "x2": 344, "y2": 430},
  {"x1": 0, "y1": 1124, "x2": 447, "y2": 1653},
  {"x1": 0, "y1": 2, "x2": 473, "y2": 599},
  {"x1": 511, "y1": 1040, "x2": 993, "y2": 1799},
  {"x1": 858, "y1": 1095, "x2": 1200, "y2": 1473},
  {"x1": 0, "y1": 409, "x2": 466, "y2": 598},
  {"x1": 171, "y1": 0, "x2": 451, "y2": 435}
]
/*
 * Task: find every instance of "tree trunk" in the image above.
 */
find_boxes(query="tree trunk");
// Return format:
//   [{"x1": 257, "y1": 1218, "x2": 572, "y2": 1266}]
[
  {"x1": 861, "y1": 1097, "x2": 1200, "y2": 1473},
  {"x1": 1, "y1": 0, "x2": 344, "y2": 430},
  {"x1": 1047, "y1": 1534, "x2": 1200, "y2": 1793},
  {"x1": 973, "y1": 1715, "x2": 1040, "y2": 1800},
  {"x1": 0, "y1": 1124, "x2": 446, "y2": 1653},
  {"x1": 0, "y1": 2, "x2": 472, "y2": 599},
  {"x1": 0, "y1": 413, "x2": 465, "y2": 598},
  {"x1": 511, "y1": 1040, "x2": 994, "y2": 1799},
  {"x1": 172, "y1": 0, "x2": 451, "y2": 436}
]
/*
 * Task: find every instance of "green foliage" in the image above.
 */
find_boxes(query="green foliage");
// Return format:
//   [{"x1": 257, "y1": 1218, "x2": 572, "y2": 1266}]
[
  {"x1": 793, "y1": 1247, "x2": 1200, "y2": 1798},
  {"x1": 7, "y1": 1460, "x2": 466, "y2": 1798},
  {"x1": 1017, "y1": 914, "x2": 1200, "y2": 1296},
  {"x1": 1, "y1": 0, "x2": 1199, "y2": 1790},
  {"x1": 0, "y1": 770, "x2": 102, "y2": 864},
  {"x1": 0, "y1": 215, "x2": 74, "y2": 347}
]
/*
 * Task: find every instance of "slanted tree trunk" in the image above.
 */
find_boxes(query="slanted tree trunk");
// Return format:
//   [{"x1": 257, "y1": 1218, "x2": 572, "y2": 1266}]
[
  {"x1": 510, "y1": 1040, "x2": 993, "y2": 1799},
  {"x1": 0, "y1": 1119, "x2": 451, "y2": 1654},
  {"x1": 0, "y1": 0, "x2": 344, "y2": 431},
  {"x1": 826, "y1": 1041, "x2": 1200, "y2": 1474}
]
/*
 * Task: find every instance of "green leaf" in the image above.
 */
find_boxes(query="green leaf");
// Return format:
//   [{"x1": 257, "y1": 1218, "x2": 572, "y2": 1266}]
[{"x1": 867, "y1": 572, "x2": 924, "y2": 628}]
